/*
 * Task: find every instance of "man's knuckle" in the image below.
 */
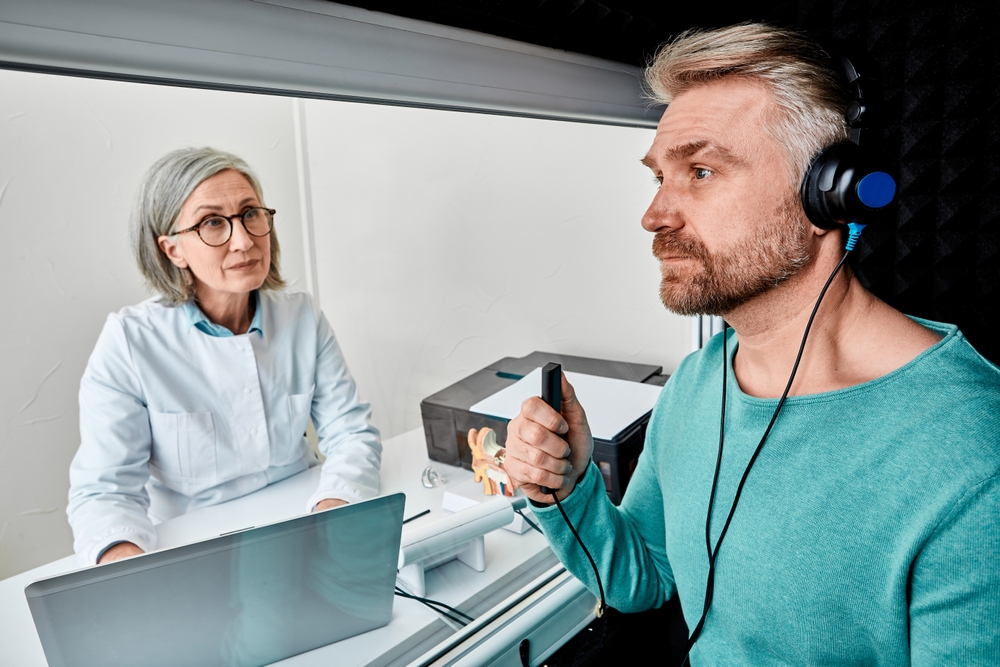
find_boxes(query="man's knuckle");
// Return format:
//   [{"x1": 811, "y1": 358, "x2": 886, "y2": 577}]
[
  {"x1": 529, "y1": 447, "x2": 546, "y2": 467},
  {"x1": 523, "y1": 421, "x2": 543, "y2": 442}
]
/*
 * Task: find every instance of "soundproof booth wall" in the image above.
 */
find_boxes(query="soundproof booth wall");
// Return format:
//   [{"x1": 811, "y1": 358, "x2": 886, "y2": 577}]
[
  {"x1": 334, "y1": 0, "x2": 1000, "y2": 367},
  {"x1": 0, "y1": 69, "x2": 688, "y2": 578}
]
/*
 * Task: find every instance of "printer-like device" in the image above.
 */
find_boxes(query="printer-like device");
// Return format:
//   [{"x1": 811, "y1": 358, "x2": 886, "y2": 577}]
[{"x1": 420, "y1": 351, "x2": 668, "y2": 504}]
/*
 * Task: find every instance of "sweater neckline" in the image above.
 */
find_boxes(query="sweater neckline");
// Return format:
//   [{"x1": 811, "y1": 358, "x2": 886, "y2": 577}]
[{"x1": 723, "y1": 316, "x2": 958, "y2": 408}]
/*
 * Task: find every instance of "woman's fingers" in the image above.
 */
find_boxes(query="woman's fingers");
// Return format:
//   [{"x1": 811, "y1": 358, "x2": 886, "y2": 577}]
[{"x1": 98, "y1": 541, "x2": 144, "y2": 564}]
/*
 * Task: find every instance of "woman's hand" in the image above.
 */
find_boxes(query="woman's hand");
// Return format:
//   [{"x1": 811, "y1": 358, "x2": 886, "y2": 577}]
[
  {"x1": 503, "y1": 373, "x2": 594, "y2": 503},
  {"x1": 98, "y1": 541, "x2": 145, "y2": 564},
  {"x1": 313, "y1": 498, "x2": 348, "y2": 512}
]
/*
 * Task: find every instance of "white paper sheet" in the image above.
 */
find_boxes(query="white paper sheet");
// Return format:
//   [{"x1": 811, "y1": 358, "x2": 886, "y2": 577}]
[{"x1": 469, "y1": 367, "x2": 663, "y2": 440}]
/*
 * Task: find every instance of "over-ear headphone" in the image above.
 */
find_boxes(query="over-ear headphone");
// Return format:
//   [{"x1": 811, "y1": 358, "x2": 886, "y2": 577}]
[{"x1": 800, "y1": 50, "x2": 897, "y2": 230}]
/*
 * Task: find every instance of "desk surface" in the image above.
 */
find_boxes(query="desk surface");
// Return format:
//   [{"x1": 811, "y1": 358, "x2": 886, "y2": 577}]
[{"x1": 0, "y1": 429, "x2": 594, "y2": 667}]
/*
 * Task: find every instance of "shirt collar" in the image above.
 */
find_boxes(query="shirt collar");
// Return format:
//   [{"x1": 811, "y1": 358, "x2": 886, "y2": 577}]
[{"x1": 183, "y1": 292, "x2": 263, "y2": 338}]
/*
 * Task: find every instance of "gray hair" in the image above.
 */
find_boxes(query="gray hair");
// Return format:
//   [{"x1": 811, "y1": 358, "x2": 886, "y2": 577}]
[
  {"x1": 644, "y1": 23, "x2": 850, "y2": 186},
  {"x1": 130, "y1": 147, "x2": 285, "y2": 305}
]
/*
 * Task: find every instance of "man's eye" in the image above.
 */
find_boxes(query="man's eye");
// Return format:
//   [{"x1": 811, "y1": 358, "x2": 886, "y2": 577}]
[{"x1": 694, "y1": 168, "x2": 712, "y2": 180}]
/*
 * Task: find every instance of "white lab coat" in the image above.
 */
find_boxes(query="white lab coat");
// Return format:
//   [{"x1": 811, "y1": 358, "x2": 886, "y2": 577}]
[{"x1": 67, "y1": 290, "x2": 381, "y2": 565}]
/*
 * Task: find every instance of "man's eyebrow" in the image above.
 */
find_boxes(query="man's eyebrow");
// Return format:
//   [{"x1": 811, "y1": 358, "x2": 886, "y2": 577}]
[{"x1": 642, "y1": 140, "x2": 746, "y2": 168}]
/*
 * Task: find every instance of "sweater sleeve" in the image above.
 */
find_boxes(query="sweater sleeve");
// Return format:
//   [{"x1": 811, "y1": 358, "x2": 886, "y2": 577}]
[
  {"x1": 909, "y1": 474, "x2": 1000, "y2": 665},
  {"x1": 305, "y1": 305, "x2": 382, "y2": 512},
  {"x1": 67, "y1": 315, "x2": 157, "y2": 565},
  {"x1": 533, "y1": 453, "x2": 676, "y2": 613}
]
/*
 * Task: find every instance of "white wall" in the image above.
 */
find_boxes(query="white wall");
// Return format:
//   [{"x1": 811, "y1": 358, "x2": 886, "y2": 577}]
[
  {"x1": 0, "y1": 69, "x2": 688, "y2": 578},
  {"x1": 0, "y1": 70, "x2": 307, "y2": 578},
  {"x1": 304, "y1": 101, "x2": 690, "y2": 438}
]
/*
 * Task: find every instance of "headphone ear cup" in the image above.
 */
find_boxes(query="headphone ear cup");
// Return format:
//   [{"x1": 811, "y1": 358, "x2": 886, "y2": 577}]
[
  {"x1": 800, "y1": 145, "x2": 844, "y2": 230},
  {"x1": 800, "y1": 142, "x2": 896, "y2": 229}
]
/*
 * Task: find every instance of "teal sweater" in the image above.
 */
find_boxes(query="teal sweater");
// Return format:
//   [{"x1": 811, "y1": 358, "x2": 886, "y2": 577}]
[{"x1": 534, "y1": 319, "x2": 1000, "y2": 665}]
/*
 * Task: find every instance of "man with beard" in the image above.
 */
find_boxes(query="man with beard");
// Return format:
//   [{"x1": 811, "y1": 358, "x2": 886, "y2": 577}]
[{"x1": 502, "y1": 24, "x2": 1000, "y2": 665}]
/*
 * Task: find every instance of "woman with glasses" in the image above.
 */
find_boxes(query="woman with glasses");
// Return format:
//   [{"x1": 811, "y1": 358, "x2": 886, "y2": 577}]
[{"x1": 67, "y1": 147, "x2": 381, "y2": 565}]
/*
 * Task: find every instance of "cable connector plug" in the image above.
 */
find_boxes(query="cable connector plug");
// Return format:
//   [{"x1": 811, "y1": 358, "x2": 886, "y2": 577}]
[{"x1": 845, "y1": 222, "x2": 867, "y2": 251}]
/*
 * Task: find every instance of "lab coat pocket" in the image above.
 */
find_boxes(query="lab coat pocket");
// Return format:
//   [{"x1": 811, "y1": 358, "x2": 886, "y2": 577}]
[
  {"x1": 279, "y1": 386, "x2": 315, "y2": 466},
  {"x1": 148, "y1": 410, "x2": 218, "y2": 483}
]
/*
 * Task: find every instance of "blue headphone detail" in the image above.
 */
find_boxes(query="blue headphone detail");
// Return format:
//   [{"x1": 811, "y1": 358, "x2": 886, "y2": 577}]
[{"x1": 799, "y1": 52, "x2": 898, "y2": 230}]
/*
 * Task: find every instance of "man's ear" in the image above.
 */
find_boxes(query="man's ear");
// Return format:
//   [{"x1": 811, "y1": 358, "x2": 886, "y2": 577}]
[
  {"x1": 809, "y1": 222, "x2": 837, "y2": 237},
  {"x1": 799, "y1": 207, "x2": 835, "y2": 237},
  {"x1": 157, "y1": 235, "x2": 189, "y2": 268}
]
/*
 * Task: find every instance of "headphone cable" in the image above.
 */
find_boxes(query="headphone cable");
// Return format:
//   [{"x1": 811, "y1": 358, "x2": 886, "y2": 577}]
[{"x1": 679, "y1": 245, "x2": 855, "y2": 666}]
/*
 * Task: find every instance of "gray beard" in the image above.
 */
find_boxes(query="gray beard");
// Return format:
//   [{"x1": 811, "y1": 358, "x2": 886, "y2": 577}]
[{"x1": 654, "y1": 200, "x2": 811, "y2": 316}]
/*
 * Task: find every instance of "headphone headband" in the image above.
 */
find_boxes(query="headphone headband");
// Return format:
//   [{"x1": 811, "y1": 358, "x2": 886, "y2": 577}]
[{"x1": 799, "y1": 48, "x2": 896, "y2": 229}]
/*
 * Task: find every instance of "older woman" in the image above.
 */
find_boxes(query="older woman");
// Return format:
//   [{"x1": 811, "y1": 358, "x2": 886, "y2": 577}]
[{"x1": 67, "y1": 147, "x2": 381, "y2": 565}]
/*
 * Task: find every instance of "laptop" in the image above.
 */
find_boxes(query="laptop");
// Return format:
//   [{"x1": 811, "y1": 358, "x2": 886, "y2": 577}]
[{"x1": 25, "y1": 493, "x2": 405, "y2": 667}]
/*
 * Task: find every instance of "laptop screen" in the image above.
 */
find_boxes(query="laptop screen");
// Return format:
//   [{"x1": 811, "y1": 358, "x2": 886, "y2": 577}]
[{"x1": 26, "y1": 493, "x2": 405, "y2": 667}]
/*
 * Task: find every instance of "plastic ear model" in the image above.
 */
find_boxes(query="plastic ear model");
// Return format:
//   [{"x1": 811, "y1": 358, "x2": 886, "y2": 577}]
[{"x1": 468, "y1": 427, "x2": 515, "y2": 497}]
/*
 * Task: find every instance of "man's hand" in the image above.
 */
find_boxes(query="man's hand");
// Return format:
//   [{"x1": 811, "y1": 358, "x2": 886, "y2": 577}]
[
  {"x1": 312, "y1": 498, "x2": 348, "y2": 512},
  {"x1": 504, "y1": 373, "x2": 594, "y2": 503},
  {"x1": 98, "y1": 541, "x2": 144, "y2": 564}
]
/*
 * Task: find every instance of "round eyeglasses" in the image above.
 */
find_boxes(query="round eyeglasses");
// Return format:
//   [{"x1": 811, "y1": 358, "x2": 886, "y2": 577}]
[{"x1": 168, "y1": 207, "x2": 275, "y2": 247}]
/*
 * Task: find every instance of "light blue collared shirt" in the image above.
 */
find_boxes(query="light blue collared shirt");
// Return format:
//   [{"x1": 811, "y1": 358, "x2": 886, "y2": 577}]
[
  {"x1": 181, "y1": 292, "x2": 264, "y2": 338},
  {"x1": 68, "y1": 290, "x2": 382, "y2": 565}
]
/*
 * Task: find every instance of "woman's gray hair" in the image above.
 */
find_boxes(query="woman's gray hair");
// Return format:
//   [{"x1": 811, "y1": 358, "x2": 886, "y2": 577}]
[
  {"x1": 130, "y1": 147, "x2": 285, "y2": 305},
  {"x1": 644, "y1": 23, "x2": 850, "y2": 186}
]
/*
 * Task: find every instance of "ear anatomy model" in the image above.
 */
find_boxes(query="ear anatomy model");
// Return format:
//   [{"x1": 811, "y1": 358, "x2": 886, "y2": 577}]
[{"x1": 468, "y1": 428, "x2": 515, "y2": 497}]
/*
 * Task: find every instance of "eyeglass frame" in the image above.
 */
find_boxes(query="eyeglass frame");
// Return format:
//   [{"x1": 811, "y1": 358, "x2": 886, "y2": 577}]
[{"x1": 166, "y1": 207, "x2": 276, "y2": 247}]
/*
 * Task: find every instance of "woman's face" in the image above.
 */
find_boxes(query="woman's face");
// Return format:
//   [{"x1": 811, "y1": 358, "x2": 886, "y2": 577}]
[{"x1": 158, "y1": 169, "x2": 271, "y2": 303}]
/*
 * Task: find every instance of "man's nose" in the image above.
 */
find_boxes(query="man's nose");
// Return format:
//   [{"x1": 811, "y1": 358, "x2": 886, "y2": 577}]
[{"x1": 641, "y1": 186, "x2": 682, "y2": 233}]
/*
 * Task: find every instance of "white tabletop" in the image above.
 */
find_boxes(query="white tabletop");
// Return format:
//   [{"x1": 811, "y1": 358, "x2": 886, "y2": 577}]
[{"x1": 0, "y1": 429, "x2": 591, "y2": 667}]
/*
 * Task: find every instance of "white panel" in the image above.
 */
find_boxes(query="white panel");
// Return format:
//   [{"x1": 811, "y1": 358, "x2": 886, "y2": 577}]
[
  {"x1": 0, "y1": 69, "x2": 306, "y2": 578},
  {"x1": 0, "y1": 68, "x2": 682, "y2": 579},
  {"x1": 306, "y1": 100, "x2": 690, "y2": 438},
  {"x1": 0, "y1": 0, "x2": 661, "y2": 127}
]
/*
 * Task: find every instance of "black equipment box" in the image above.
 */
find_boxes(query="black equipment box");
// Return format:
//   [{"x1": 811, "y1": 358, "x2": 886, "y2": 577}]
[{"x1": 420, "y1": 351, "x2": 668, "y2": 505}]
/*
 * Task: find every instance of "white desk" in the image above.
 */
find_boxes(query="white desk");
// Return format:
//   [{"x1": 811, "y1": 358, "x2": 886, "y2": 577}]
[{"x1": 0, "y1": 429, "x2": 596, "y2": 667}]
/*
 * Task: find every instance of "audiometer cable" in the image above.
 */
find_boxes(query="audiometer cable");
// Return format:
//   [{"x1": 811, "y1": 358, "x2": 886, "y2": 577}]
[
  {"x1": 514, "y1": 506, "x2": 543, "y2": 534},
  {"x1": 537, "y1": 362, "x2": 609, "y2": 662},
  {"x1": 393, "y1": 587, "x2": 474, "y2": 626}
]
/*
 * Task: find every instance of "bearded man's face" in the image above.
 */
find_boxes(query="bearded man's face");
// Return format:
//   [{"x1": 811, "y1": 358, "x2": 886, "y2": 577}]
[
  {"x1": 640, "y1": 80, "x2": 815, "y2": 317},
  {"x1": 653, "y1": 193, "x2": 810, "y2": 316}
]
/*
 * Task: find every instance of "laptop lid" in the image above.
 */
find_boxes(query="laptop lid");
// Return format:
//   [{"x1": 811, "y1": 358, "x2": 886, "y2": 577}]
[{"x1": 25, "y1": 493, "x2": 405, "y2": 667}]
